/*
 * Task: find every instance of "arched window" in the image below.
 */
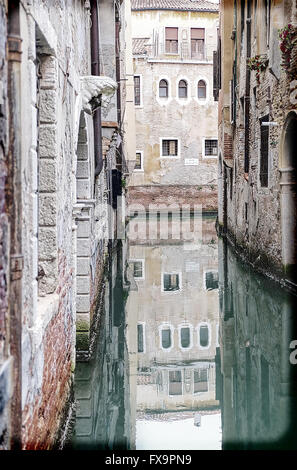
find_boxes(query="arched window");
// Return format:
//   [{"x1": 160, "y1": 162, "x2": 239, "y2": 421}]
[
  {"x1": 161, "y1": 328, "x2": 171, "y2": 349},
  {"x1": 178, "y1": 80, "x2": 187, "y2": 98},
  {"x1": 198, "y1": 80, "x2": 206, "y2": 99},
  {"x1": 159, "y1": 79, "x2": 168, "y2": 98},
  {"x1": 199, "y1": 325, "x2": 209, "y2": 347}
]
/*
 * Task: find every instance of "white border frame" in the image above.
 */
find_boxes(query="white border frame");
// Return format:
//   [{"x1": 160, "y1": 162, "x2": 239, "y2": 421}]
[
  {"x1": 159, "y1": 323, "x2": 174, "y2": 352},
  {"x1": 176, "y1": 76, "x2": 191, "y2": 105},
  {"x1": 194, "y1": 76, "x2": 210, "y2": 105},
  {"x1": 156, "y1": 75, "x2": 172, "y2": 106},
  {"x1": 197, "y1": 322, "x2": 211, "y2": 350},
  {"x1": 161, "y1": 271, "x2": 182, "y2": 292},
  {"x1": 134, "y1": 150, "x2": 144, "y2": 172},
  {"x1": 160, "y1": 138, "x2": 180, "y2": 159},
  {"x1": 130, "y1": 259, "x2": 145, "y2": 280},
  {"x1": 178, "y1": 322, "x2": 193, "y2": 351},
  {"x1": 202, "y1": 137, "x2": 218, "y2": 160},
  {"x1": 137, "y1": 321, "x2": 146, "y2": 354},
  {"x1": 134, "y1": 74, "x2": 143, "y2": 108}
]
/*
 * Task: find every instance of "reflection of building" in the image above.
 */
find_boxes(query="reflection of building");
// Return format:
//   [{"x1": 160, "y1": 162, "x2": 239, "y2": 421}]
[
  {"x1": 127, "y1": 216, "x2": 220, "y2": 411},
  {"x1": 217, "y1": 238, "x2": 297, "y2": 449},
  {"x1": 128, "y1": 0, "x2": 219, "y2": 211},
  {"x1": 216, "y1": 1, "x2": 297, "y2": 285}
]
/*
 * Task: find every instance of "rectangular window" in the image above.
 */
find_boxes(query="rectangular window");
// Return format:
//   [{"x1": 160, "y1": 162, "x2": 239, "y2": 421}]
[
  {"x1": 194, "y1": 369, "x2": 208, "y2": 393},
  {"x1": 134, "y1": 151, "x2": 143, "y2": 171},
  {"x1": 162, "y1": 139, "x2": 178, "y2": 157},
  {"x1": 163, "y1": 273, "x2": 180, "y2": 291},
  {"x1": 169, "y1": 370, "x2": 182, "y2": 395},
  {"x1": 134, "y1": 75, "x2": 141, "y2": 105},
  {"x1": 204, "y1": 139, "x2": 218, "y2": 157},
  {"x1": 162, "y1": 329, "x2": 171, "y2": 349},
  {"x1": 137, "y1": 324, "x2": 144, "y2": 353},
  {"x1": 132, "y1": 260, "x2": 144, "y2": 279},
  {"x1": 205, "y1": 271, "x2": 219, "y2": 290},
  {"x1": 165, "y1": 27, "x2": 178, "y2": 53},
  {"x1": 260, "y1": 115, "x2": 269, "y2": 187},
  {"x1": 191, "y1": 28, "x2": 205, "y2": 59}
]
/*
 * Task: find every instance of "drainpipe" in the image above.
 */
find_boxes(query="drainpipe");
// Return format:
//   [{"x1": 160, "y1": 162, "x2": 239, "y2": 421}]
[
  {"x1": 7, "y1": 0, "x2": 22, "y2": 450},
  {"x1": 90, "y1": 0, "x2": 103, "y2": 177}
]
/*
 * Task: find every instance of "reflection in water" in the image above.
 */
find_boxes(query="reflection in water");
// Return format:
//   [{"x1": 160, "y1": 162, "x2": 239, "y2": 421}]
[
  {"x1": 126, "y1": 214, "x2": 221, "y2": 450},
  {"x1": 217, "y1": 239, "x2": 297, "y2": 450},
  {"x1": 71, "y1": 215, "x2": 297, "y2": 450}
]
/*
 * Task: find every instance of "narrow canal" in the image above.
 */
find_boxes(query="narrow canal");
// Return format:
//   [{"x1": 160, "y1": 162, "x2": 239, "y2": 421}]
[{"x1": 70, "y1": 213, "x2": 297, "y2": 450}]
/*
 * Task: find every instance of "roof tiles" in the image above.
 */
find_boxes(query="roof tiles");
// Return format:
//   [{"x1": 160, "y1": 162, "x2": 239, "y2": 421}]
[{"x1": 131, "y1": 0, "x2": 219, "y2": 12}]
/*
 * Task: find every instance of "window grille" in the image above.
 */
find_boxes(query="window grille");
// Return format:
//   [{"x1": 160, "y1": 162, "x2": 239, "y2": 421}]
[
  {"x1": 133, "y1": 261, "x2": 143, "y2": 278},
  {"x1": 134, "y1": 76, "x2": 140, "y2": 105},
  {"x1": 162, "y1": 140, "x2": 178, "y2": 157},
  {"x1": 204, "y1": 139, "x2": 218, "y2": 157},
  {"x1": 135, "y1": 152, "x2": 142, "y2": 170}
]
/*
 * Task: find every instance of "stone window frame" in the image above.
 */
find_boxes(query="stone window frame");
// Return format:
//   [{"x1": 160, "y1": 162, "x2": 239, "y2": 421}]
[
  {"x1": 159, "y1": 323, "x2": 175, "y2": 352},
  {"x1": 134, "y1": 74, "x2": 143, "y2": 108},
  {"x1": 176, "y1": 76, "x2": 191, "y2": 105},
  {"x1": 194, "y1": 76, "x2": 210, "y2": 105},
  {"x1": 134, "y1": 150, "x2": 144, "y2": 172},
  {"x1": 160, "y1": 137, "x2": 180, "y2": 159},
  {"x1": 178, "y1": 322, "x2": 193, "y2": 351},
  {"x1": 202, "y1": 137, "x2": 218, "y2": 159},
  {"x1": 130, "y1": 258, "x2": 145, "y2": 280},
  {"x1": 197, "y1": 322, "x2": 212, "y2": 350},
  {"x1": 161, "y1": 271, "x2": 182, "y2": 292}
]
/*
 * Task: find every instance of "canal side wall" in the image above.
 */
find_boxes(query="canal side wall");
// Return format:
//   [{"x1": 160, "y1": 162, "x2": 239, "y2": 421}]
[{"x1": 217, "y1": 0, "x2": 297, "y2": 287}]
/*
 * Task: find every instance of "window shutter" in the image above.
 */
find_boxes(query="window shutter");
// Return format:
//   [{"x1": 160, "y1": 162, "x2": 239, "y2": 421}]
[
  {"x1": 165, "y1": 27, "x2": 178, "y2": 40},
  {"x1": 191, "y1": 28, "x2": 205, "y2": 40},
  {"x1": 213, "y1": 50, "x2": 219, "y2": 101}
]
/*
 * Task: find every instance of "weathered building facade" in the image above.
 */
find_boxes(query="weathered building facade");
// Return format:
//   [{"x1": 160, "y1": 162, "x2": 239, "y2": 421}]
[
  {"x1": 128, "y1": 0, "x2": 219, "y2": 211},
  {"x1": 216, "y1": 0, "x2": 297, "y2": 287},
  {"x1": 0, "y1": 0, "x2": 135, "y2": 450}
]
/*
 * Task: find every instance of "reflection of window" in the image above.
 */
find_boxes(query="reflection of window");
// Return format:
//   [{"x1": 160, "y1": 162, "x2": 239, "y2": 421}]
[
  {"x1": 180, "y1": 327, "x2": 190, "y2": 348},
  {"x1": 137, "y1": 323, "x2": 144, "y2": 353},
  {"x1": 165, "y1": 27, "x2": 178, "y2": 53},
  {"x1": 205, "y1": 270, "x2": 219, "y2": 289},
  {"x1": 198, "y1": 79, "x2": 206, "y2": 99},
  {"x1": 161, "y1": 328, "x2": 172, "y2": 349},
  {"x1": 191, "y1": 28, "x2": 205, "y2": 59},
  {"x1": 131, "y1": 260, "x2": 144, "y2": 279},
  {"x1": 178, "y1": 80, "x2": 187, "y2": 98},
  {"x1": 194, "y1": 369, "x2": 208, "y2": 393},
  {"x1": 169, "y1": 370, "x2": 182, "y2": 395},
  {"x1": 159, "y1": 79, "x2": 168, "y2": 97},
  {"x1": 199, "y1": 325, "x2": 209, "y2": 348},
  {"x1": 162, "y1": 139, "x2": 178, "y2": 157},
  {"x1": 163, "y1": 273, "x2": 180, "y2": 291}
]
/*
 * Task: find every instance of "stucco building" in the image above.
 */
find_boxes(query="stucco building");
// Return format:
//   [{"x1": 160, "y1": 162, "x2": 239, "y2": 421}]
[
  {"x1": 216, "y1": 0, "x2": 297, "y2": 288},
  {"x1": 0, "y1": 0, "x2": 135, "y2": 450},
  {"x1": 128, "y1": 0, "x2": 219, "y2": 212}
]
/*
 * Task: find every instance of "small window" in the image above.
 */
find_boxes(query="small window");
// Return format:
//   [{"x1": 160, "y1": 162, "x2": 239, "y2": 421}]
[
  {"x1": 137, "y1": 323, "x2": 144, "y2": 353},
  {"x1": 134, "y1": 152, "x2": 143, "y2": 171},
  {"x1": 159, "y1": 79, "x2": 168, "y2": 98},
  {"x1": 162, "y1": 139, "x2": 178, "y2": 157},
  {"x1": 163, "y1": 273, "x2": 180, "y2": 291},
  {"x1": 134, "y1": 75, "x2": 141, "y2": 105},
  {"x1": 198, "y1": 80, "x2": 206, "y2": 99},
  {"x1": 169, "y1": 370, "x2": 182, "y2": 395},
  {"x1": 205, "y1": 270, "x2": 219, "y2": 290},
  {"x1": 178, "y1": 80, "x2": 187, "y2": 98},
  {"x1": 165, "y1": 27, "x2": 178, "y2": 53},
  {"x1": 161, "y1": 328, "x2": 171, "y2": 349},
  {"x1": 132, "y1": 260, "x2": 144, "y2": 279},
  {"x1": 204, "y1": 139, "x2": 218, "y2": 157},
  {"x1": 199, "y1": 326, "x2": 209, "y2": 348},
  {"x1": 194, "y1": 369, "x2": 208, "y2": 393},
  {"x1": 180, "y1": 327, "x2": 190, "y2": 348},
  {"x1": 191, "y1": 28, "x2": 205, "y2": 59}
]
